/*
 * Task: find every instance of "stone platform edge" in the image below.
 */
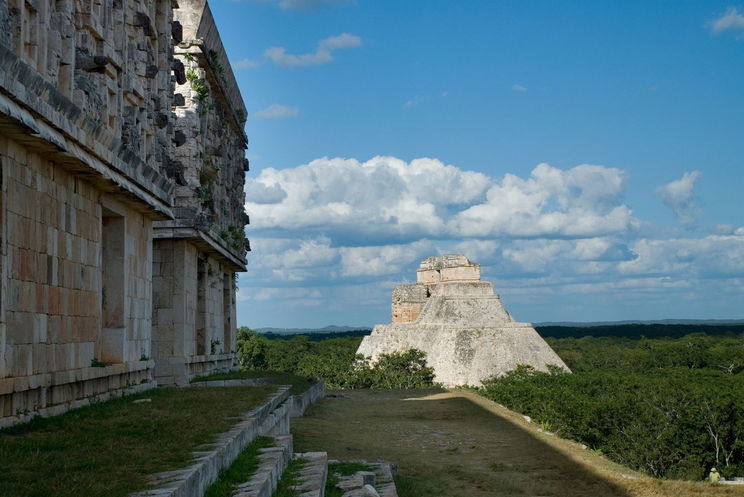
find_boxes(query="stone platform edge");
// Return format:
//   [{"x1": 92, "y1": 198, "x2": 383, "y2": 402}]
[
  {"x1": 191, "y1": 377, "x2": 326, "y2": 418},
  {"x1": 129, "y1": 386, "x2": 291, "y2": 497},
  {"x1": 232, "y1": 434, "x2": 294, "y2": 497}
]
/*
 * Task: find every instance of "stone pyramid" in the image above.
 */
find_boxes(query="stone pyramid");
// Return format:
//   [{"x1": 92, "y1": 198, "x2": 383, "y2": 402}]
[{"x1": 357, "y1": 255, "x2": 569, "y2": 386}]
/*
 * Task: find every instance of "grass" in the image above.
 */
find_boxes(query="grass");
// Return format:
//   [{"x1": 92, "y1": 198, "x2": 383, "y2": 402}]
[
  {"x1": 291, "y1": 389, "x2": 743, "y2": 497},
  {"x1": 0, "y1": 386, "x2": 274, "y2": 497},
  {"x1": 272, "y1": 457, "x2": 306, "y2": 497},
  {"x1": 325, "y1": 461, "x2": 376, "y2": 497},
  {"x1": 204, "y1": 436, "x2": 273, "y2": 497},
  {"x1": 191, "y1": 370, "x2": 317, "y2": 395}
]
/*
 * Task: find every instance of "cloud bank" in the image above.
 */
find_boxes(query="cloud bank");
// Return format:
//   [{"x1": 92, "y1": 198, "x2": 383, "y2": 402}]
[
  {"x1": 240, "y1": 157, "x2": 744, "y2": 326},
  {"x1": 246, "y1": 157, "x2": 637, "y2": 241}
]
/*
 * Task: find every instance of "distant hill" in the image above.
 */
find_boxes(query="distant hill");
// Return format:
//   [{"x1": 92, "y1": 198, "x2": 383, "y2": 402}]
[
  {"x1": 255, "y1": 325, "x2": 372, "y2": 335},
  {"x1": 536, "y1": 322, "x2": 744, "y2": 339},
  {"x1": 251, "y1": 320, "x2": 744, "y2": 341},
  {"x1": 535, "y1": 319, "x2": 744, "y2": 327}
]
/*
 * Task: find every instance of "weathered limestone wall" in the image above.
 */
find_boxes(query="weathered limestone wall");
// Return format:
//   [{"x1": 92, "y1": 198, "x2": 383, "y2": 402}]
[
  {"x1": 153, "y1": 0, "x2": 249, "y2": 263},
  {"x1": 359, "y1": 255, "x2": 569, "y2": 386},
  {"x1": 153, "y1": 239, "x2": 198, "y2": 360},
  {"x1": 152, "y1": 239, "x2": 237, "y2": 385},
  {"x1": 416, "y1": 254, "x2": 481, "y2": 284},
  {"x1": 151, "y1": 0, "x2": 248, "y2": 385},
  {"x1": 0, "y1": 0, "x2": 177, "y2": 211},
  {"x1": 391, "y1": 284, "x2": 427, "y2": 324},
  {"x1": 2, "y1": 138, "x2": 100, "y2": 377},
  {"x1": 0, "y1": 137, "x2": 156, "y2": 425},
  {"x1": 0, "y1": 0, "x2": 250, "y2": 424}
]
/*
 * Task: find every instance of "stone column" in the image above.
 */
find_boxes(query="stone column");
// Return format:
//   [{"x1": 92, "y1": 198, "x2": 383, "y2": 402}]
[
  {"x1": 0, "y1": 156, "x2": 6, "y2": 379},
  {"x1": 152, "y1": 239, "x2": 198, "y2": 385}
]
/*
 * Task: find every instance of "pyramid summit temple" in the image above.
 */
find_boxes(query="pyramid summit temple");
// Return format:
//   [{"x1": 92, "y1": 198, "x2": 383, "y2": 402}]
[{"x1": 357, "y1": 255, "x2": 569, "y2": 386}]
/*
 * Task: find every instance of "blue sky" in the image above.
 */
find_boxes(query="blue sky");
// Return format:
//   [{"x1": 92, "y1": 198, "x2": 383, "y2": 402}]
[{"x1": 208, "y1": 0, "x2": 744, "y2": 328}]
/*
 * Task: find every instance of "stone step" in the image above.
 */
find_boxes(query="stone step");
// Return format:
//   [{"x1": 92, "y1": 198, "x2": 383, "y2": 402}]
[
  {"x1": 330, "y1": 461, "x2": 399, "y2": 497},
  {"x1": 291, "y1": 451, "x2": 329, "y2": 497},
  {"x1": 369, "y1": 462, "x2": 398, "y2": 497},
  {"x1": 129, "y1": 387, "x2": 291, "y2": 497},
  {"x1": 232, "y1": 435, "x2": 293, "y2": 497}
]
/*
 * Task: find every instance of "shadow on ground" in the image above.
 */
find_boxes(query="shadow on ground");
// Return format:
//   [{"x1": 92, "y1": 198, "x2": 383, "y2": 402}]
[{"x1": 291, "y1": 389, "x2": 634, "y2": 497}]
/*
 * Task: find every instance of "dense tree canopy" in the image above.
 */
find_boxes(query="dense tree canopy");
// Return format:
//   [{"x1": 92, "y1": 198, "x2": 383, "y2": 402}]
[
  {"x1": 235, "y1": 326, "x2": 744, "y2": 481},
  {"x1": 236, "y1": 327, "x2": 436, "y2": 389},
  {"x1": 481, "y1": 334, "x2": 744, "y2": 480}
]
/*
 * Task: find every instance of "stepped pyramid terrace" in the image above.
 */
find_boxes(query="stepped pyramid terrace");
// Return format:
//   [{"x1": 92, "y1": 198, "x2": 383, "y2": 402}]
[{"x1": 357, "y1": 255, "x2": 569, "y2": 386}]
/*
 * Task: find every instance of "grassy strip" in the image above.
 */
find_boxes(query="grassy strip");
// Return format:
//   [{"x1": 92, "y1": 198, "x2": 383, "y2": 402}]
[
  {"x1": 204, "y1": 436, "x2": 273, "y2": 497},
  {"x1": 325, "y1": 462, "x2": 375, "y2": 497},
  {"x1": 0, "y1": 386, "x2": 274, "y2": 497},
  {"x1": 191, "y1": 370, "x2": 316, "y2": 395},
  {"x1": 272, "y1": 457, "x2": 307, "y2": 497}
]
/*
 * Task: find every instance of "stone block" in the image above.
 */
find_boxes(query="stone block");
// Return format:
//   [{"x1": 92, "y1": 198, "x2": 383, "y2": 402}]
[
  {"x1": 0, "y1": 379, "x2": 14, "y2": 396},
  {"x1": 11, "y1": 345, "x2": 33, "y2": 377},
  {"x1": 35, "y1": 313, "x2": 48, "y2": 343},
  {"x1": 17, "y1": 280, "x2": 36, "y2": 312},
  {"x1": 48, "y1": 286, "x2": 61, "y2": 315},
  {"x1": 7, "y1": 311, "x2": 34, "y2": 344},
  {"x1": 99, "y1": 327, "x2": 128, "y2": 364},
  {"x1": 32, "y1": 344, "x2": 48, "y2": 374}
]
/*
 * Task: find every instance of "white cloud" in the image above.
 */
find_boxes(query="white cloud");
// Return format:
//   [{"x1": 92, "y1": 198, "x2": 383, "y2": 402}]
[
  {"x1": 264, "y1": 46, "x2": 332, "y2": 67},
  {"x1": 319, "y1": 33, "x2": 362, "y2": 50},
  {"x1": 403, "y1": 95, "x2": 425, "y2": 109},
  {"x1": 254, "y1": 287, "x2": 323, "y2": 302},
  {"x1": 451, "y1": 239, "x2": 500, "y2": 264},
  {"x1": 656, "y1": 171, "x2": 702, "y2": 229},
  {"x1": 246, "y1": 159, "x2": 639, "y2": 242},
  {"x1": 710, "y1": 7, "x2": 744, "y2": 34},
  {"x1": 619, "y1": 231, "x2": 744, "y2": 277},
  {"x1": 488, "y1": 238, "x2": 632, "y2": 278},
  {"x1": 339, "y1": 240, "x2": 435, "y2": 277},
  {"x1": 234, "y1": 58, "x2": 262, "y2": 69},
  {"x1": 451, "y1": 163, "x2": 637, "y2": 238},
  {"x1": 245, "y1": 156, "x2": 491, "y2": 240},
  {"x1": 245, "y1": 181, "x2": 287, "y2": 204},
  {"x1": 512, "y1": 84, "x2": 527, "y2": 92},
  {"x1": 265, "y1": 237, "x2": 338, "y2": 270},
  {"x1": 253, "y1": 103, "x2": 299, "y2": 120},
  {"x1": 264, "y1": 33, "x2": 361, "y2": 68}
]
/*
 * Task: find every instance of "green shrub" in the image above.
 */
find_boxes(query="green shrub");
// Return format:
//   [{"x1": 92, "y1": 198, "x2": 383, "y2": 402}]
[{"x1": 235, "y1": 327, "x2": 437, "y2": 389}]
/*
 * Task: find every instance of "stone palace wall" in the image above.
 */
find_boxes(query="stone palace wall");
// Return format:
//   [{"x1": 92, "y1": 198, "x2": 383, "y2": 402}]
[{"x1": 0, "y1": 0, "x2": 249, "y2": 427}]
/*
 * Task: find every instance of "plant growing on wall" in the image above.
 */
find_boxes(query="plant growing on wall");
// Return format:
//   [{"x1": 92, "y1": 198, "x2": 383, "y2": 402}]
[
  {"x1": 185, "y1": 68, "x2": 210, "y2": 112},
  {"x1": 197, "y1": 186, "x2": 214, "y2": 211},
  {"x1": 198, "y1": 164, "x2": 219, "y2": 185},
  {"x1": 228, "y1": 225, "x2": 244, "y2": 251},
  {"x1": 207, "y1": 49, "x2": 226, "y2": 85}
]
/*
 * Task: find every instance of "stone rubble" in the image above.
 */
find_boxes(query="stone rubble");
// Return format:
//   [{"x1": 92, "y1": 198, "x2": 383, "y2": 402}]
[{"x1": 332, "y1": 462, "x2": 399, "y2": 497}]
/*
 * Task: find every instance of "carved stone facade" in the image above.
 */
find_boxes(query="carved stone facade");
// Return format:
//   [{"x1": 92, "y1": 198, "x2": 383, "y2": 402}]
[
  {"x1": 150, "y1": 0, "x2": 248, "y2": 386},
  {"x1": 358, "y1": 255, "x2": 569, "y2": 387},
  {"x1": 0, "y1": 0, "x2": 248, "y2": 427}
]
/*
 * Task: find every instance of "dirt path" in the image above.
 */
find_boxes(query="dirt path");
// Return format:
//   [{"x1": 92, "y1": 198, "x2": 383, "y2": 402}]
[{"x1": 291, "y1": 389, "x2": 741, "y2": 497}]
